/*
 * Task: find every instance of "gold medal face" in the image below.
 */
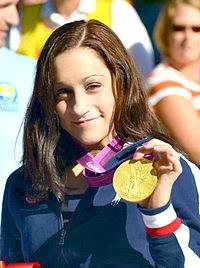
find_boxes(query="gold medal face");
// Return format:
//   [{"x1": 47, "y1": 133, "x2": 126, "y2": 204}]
[{"x1": 113, "y1": 159, "x2": 157, "y2": 202}]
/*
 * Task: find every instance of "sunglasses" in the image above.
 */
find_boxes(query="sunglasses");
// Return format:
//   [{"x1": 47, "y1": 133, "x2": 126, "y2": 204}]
[{"x1": 171, "y1": 24, "x2": 200, "y2": 33}]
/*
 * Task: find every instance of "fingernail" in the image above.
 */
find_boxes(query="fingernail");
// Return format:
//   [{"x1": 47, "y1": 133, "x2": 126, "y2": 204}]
[
  {"x1": 143, "y1": 142, "x2": 149, "y2": 146},
  {"x1": 144, "y1": 153, "x2": 153, "y2": 160},
  {"x1": 133, "y1": 152, "x2": 139, "y2": 159}
]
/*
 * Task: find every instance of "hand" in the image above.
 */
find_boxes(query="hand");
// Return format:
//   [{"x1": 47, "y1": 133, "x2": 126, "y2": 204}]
[{"x1": 133, "y1": 139, "x2": 182, "y2": 209}]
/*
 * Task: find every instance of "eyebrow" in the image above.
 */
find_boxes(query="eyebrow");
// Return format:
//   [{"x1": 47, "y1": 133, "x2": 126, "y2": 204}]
[
  {"x1": 0, "y1": 0, "x2": 14, "y2": 7},
  {"x1": 54, "y1": 82, "x2": 72, "y2": 91},
  {"x1": 55, "y1": 75, "x2": 106, "y2": 88},
  {"x1": 82, "y1": 74, "x2": 105, "y2": 82}
]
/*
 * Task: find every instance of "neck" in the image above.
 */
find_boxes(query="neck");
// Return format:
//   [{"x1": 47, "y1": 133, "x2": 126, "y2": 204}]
[
  {"x1": 80, "y1": 129, "x2": 117, "y2": 152},
  {"x1": 83, "y1": 137, "x2": 116, "y2": 153},
  {"x1": 54, "y1": 0, "x2": 80, "y2": 19},
  {"x1": 168, "y1": 59, "x2": 200, "y2": 83}
]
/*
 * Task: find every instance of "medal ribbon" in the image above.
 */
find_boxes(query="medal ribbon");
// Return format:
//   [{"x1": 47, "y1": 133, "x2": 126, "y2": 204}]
[
  {"x1": 77, "y1": 137, "x2": 123, "y2": 173},
  {"x1": 77, "y1": 137, "x2": 151, "y2": 187}
]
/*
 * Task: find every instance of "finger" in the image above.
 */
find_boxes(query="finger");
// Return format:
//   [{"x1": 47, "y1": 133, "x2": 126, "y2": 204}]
[
  {"x1": 142, "y1": 139, "x2": 172, "y2": 149},
  {"x1": 153, "y1": 153, "x2": 182, "y2": 178},
  {"x1": 133, "y1": 144, "x2": 176, "y2": 161},
  {"x1": 167, "y1": 154, "x2": 182, "y2": 174},
  {"x1": 133, "y1": 150, "x2": 152, "y2": 160},
  {"x1": 153, "y1": 146, "x2": 180, "y2": 163},
  {"x1": 133, "y1": 145, "x2": 155, "y2": 160}
]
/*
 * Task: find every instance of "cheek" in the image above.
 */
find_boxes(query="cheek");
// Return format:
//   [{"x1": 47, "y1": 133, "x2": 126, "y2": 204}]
[
  {"x1": 194, "y1": 36, "x2": 200, "y2": 46},
  {"x1": 96, "y1": 89, "x2": 115, "y2": 112},
  {"x1": 169, "y1": 34, "x2": 183, "y2": 48},
  {"x1": 105, "y1": 92, "x2": 115, "y2": 108},
  {"x1": 168, "y1": 34, "x2": 183, "y2": 58},
  {"x1": 104, "y1": 98, "x2": 116, "y2": 120},
  {"x1": 56, "y1": 101, "x2": 68, "y2": 120}
]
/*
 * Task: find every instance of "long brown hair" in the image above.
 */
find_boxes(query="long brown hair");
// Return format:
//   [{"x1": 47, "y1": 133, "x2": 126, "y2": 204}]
[{"x1": 23, "y1": 19, "x2": 174, "y2": 201}]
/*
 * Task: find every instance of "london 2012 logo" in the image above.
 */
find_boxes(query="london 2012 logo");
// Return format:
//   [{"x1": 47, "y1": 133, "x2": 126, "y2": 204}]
[{"x1": 0, "y1": 83, "x2": 18, "y2": 111}]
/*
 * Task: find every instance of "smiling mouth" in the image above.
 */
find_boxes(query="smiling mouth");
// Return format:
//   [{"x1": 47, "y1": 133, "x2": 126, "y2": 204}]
[{"x1": 72, "y1": 116, "x2": 101, "y2": 125}]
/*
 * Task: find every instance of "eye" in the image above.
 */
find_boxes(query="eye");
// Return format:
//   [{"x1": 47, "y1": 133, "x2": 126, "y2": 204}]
[
  {"x1": 192, "y1": 26, "x2": 200, "y2": 33},
  {"x1": 0, "y1": 3, "x2": 10, "y2": 8},
  {"x1": 55, "y1": 88, "x2": 72, "y2": 101},
  {"x1": 86, "y1": 83, "x2": 102, "y2": 91}
]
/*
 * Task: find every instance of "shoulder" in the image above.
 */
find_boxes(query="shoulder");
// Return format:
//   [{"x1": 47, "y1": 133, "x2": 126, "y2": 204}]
[
  {"x1": 4, "y1": 167, "x2": 28, "y2": 195},
  {"x1": 174, "y1": 156, "x2": 200, "y2": 202},
  {"x1": 148, "y1": 63, "x2": 175, "y2": 86},
  {"x1": 147, "y1": 63, "x2": 192, "y2": 106},
  {"x1": 148, "y1": 63, "x2": 198, "y2": 91},
  {"x1": 172, "y1": 156, "x2": 200, "y2": 238}
]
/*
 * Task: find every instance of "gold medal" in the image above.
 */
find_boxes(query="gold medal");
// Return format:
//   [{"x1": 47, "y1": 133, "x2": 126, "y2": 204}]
[{"x1": 113, "y1": 159, "x2": 157, "y2": 202}]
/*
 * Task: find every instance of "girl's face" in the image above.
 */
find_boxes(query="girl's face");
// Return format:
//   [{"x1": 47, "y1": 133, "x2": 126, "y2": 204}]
[
  {"x1": 54, "y1": 47, "x2": 116, "y2": 149},
  {"x1": 168, "y1": 4, "x2": 200, "y2": 68}
]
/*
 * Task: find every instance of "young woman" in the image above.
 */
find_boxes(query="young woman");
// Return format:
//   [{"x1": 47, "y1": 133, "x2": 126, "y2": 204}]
[{"x1": 1, "y1": 19, "x2": 200, "y2": 267}]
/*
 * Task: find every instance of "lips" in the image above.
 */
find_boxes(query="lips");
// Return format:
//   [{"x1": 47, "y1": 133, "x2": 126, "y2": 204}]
[{"x1": 72, "y1": 116, "x2": 101, "y2": 125}]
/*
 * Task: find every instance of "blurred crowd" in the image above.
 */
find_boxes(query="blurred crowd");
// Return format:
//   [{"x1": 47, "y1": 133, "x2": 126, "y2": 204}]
[{"x1": 0, "y1": 0, "x2": 200, "y2": 219}]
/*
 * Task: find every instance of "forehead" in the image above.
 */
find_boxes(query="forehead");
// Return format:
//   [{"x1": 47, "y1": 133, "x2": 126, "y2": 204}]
[
  {"x1": 172, "y1": 4, "x2": 200, "y2": 24},
  {"x1": 55, "y1": 47, "x2": 103, "y2": 65},
  {"x1": 54, "y1": 47, "x2": 110, "y2": 81}
]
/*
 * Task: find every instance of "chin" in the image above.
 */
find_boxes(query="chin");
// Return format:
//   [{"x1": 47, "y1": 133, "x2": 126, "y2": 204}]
[
  {"x1": 76, "y1": 135, "x2": 111, "y2": 150},
  {"x1": 181, "y1": 59, "x2": 196, "y2": 67},
  {"x1": 0, "y1": 39, "x2": 5, "y2": 47},
  {"x1": 75, "y1": 136, "x2": 100, "y2": 145},
  {"x1": 80, "y1": 139, "x2": 98, "y2": 146}
]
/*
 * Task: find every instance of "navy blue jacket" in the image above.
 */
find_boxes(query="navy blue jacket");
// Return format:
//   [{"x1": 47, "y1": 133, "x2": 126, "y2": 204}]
[{"x1": 1, "y1": 154, "x2": 200, "y2": 267}]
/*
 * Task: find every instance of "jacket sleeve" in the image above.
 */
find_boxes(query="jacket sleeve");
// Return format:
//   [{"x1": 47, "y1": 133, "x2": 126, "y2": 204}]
[
  {"x1": 0, "y1": 174, "x2": 24, "y2": 262},
  {"x1": 139, "y1": 156, "x2": 200, "y2": 268}
]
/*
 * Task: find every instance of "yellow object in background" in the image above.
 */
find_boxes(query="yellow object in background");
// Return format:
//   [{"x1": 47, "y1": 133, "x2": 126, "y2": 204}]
[{"x1": 17, "y1": 0, "x2": 112, "y2": 60}]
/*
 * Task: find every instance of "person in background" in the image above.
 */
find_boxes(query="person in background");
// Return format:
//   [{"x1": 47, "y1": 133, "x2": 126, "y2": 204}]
[
  {"x1": 11, "y1": 0, "x2": 154, "y2": 76},
  {"x1": 148, "y1": 0, "x2": 200, "y2": 165},
  {"x1": 0, "y1": 0, "x2": 36, "y2": 221},
  {"x1": 1, "y1": 19, "x2": 200, "y2": 267}
]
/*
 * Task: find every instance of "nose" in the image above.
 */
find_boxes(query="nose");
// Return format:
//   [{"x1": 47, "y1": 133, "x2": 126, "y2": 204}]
[
  {"x1": 71, "y1": 92, "x2": 90, "y2": 117},
  {"x1": 7, "y1": 5, "x2": 20, "y2": 27},
  {"x1": 184, "y1": 27, "x2": 194, "y2": 37}
]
